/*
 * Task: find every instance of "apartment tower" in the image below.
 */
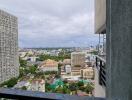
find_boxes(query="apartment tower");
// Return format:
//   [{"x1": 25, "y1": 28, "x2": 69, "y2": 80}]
[{"x1": 0, "y1": 10, "x2": 19, "y2": 83}]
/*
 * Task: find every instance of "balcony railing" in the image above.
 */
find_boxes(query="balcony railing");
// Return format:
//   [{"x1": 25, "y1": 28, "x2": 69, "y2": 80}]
[
  {"x1": 0, "y1": 88, "x2": 106, "y2": 100},
  {"x1": 95, "y1": 55, "x2": 106, "y2": 86}
]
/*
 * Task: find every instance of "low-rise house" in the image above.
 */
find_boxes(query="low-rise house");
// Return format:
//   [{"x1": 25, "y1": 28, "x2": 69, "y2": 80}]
[
  {"x1": 49, "y1": 50, "x2": 59, "y2": 56},
  {"x1": 63, "y1": 59, "x2": 71, "y2": 65},
  {"x1": 65, "y1": 65, "x2": 71, "y2": 74},
  {"x1": 86, "y1": 53, "x2": 96, "y2": 67},
  {"x1": 28, "y1": 56, "x2": 39, "y2": 62},
  {"x1": 19, "y1": 51, "x2": 27, "y2": 58},
  {"x1": 61, "y1": 65, "x2": 71, "y2": 80},
  {"x1": 71, "y1": 67, "x2": 82, "y2": 77},
  {"x1": 38, "y1": 59, "x2": 58, "y2": 72},
  {"x1": 80, "y1": 67, "x2": 94, "y2": 79},
  {"x1": 27, "y1": 50, "x2": 34, "y2": 56},
  {"x1": 27, "y1": 61, "x2": 42, "y2": 66},
  {"x1": 61, "y1": 65, "x2": 71, "y2": 74},
  {"x1": 29, "y1": 79, "x2": 45, "y2": 92},
  {"x1": 77, "y1": 90, "x2": 89, "y2": 96},
  {"x1": 21, "y1": 56, "x2": 28, "y2": 60},
  {"x1": 61, "y1": 66, "x2": 65, "y2": 75},
  {"x1": 13, "y1": 81, "x2": 30, "y2": 89}
]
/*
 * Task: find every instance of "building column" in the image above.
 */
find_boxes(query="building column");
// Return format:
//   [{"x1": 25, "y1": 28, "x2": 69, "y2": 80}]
[{"x1": 106, "y1": 0, "x2": 132, "y2": 100}]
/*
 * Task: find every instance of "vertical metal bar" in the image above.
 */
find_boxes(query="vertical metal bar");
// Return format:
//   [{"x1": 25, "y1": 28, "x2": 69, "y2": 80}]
[
  {"x1": 98, "y1": 33, "x2": 101, "y2": 55},
  {"x1": 99, "y1": 60, "x2": 102, "y2": 85},
  {"x1": 103, "y1": 34, "x2": 104, "y2": 53},
  {"x1": 96, "y1": 57, "x2": 98, "y2": 67}
]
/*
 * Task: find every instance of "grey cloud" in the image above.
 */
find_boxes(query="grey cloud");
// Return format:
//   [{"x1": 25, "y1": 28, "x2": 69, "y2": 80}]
[{"x1": 0, "y1": 0, "x2": 98, "y2": 47}]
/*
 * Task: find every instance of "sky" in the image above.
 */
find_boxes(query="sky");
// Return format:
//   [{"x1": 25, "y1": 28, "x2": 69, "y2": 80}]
[{"x1": 0, "y1": 0, "x2": 98, "y2": 48}]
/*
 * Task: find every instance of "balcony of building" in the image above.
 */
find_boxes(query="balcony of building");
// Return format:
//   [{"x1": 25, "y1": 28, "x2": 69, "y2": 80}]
[{"x1": 0, "y1": 88, "x2": 105, "y2": 100}]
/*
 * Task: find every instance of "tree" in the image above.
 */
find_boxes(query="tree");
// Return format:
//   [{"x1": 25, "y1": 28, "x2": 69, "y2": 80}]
[
  {"x1": 24, "y1": 68, "x2": 30, "y2": 75},
  {"x1": 55, "y1": 86, "x2": 63, "y2": 93},
  {"x1": 21, "y1": 86, "x2": 27, "y2": 90},
  {"x1": 79, "y1": 86, "x2": 85, "y2": 91},
  {"x1": 77, "y1": 81, "x2": 84, "y2": 87},
  {"x1": 60, "y1": 84, "x2": 71, "y2": 94},
  {"x1": 57, "y1": 63, "x2": 62, "y2": 77},
  {"x1": 19, "y1": 58, "x2": 27, "y2": 67},
  {"x1": 85, "y1": 84, "x2": 94, "y2": 94},
  {"x1": 45, "y1": 83, "x2": 51, "y2": 92},
  {"x1": 91, "y1": 50, "x2": 98, "y2": 55},
  {"x1": 41, "y1": 75, "x2": 45, "y2": 79},
  {"x1": 19, "y1": 68, "x2": 25, "y2": 78},
  {"x1": 55, "y1": 74, "x2": 60, "y2": 79},
  {"x1": 35, "y1": 72, "x2": 44, "y2": 76},
  {"x1": 63, "y1": 79, "x2": 68, "y2": 84},
  {"x1": 63, "y1": 54, "x2": 71, "y2": 59},
  {"x1": 37, "y1": 54, "x2": 71, "y2": 62},
  {"x1": 29, "y1": 65, "x2": 37, "y2": 74},
  {"x1": 0, "y1": 77, "x2": 18, "y2": 87},
  {"x1": 37, "y1": 54, "x2": 59, "y2": 61},
  {"x1": 69, "y1": 83, "x2": 78, "y2": 91},
  {"x1": 44, "y1": 71, "x2": 57, "y2": 75}
]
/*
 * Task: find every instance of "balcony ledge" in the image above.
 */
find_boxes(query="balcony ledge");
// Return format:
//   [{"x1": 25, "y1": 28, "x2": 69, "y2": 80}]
[{"x1": 0, "y1": 88, "x2": 105, "y2": 100}]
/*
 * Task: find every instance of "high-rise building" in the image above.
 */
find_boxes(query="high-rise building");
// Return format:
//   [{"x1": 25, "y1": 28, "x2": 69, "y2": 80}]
[
  {"x1": 71, "y1": 52, "x2": 86, "y2": 67},
  {"x1": 0, "y1": 10, "x2": 19, "y2": 83}
]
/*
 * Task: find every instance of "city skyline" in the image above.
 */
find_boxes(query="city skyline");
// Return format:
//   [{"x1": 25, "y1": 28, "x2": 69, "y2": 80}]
[{"x1": 0, "y1": 0, "x2": 98, "y2": 48}]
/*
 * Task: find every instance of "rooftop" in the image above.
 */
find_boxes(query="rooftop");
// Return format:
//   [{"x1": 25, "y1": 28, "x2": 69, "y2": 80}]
[
  {"x1": 39, "y1": 59, "x2": 58, "y2": 67},
  {"x1": 63, "y1": 59, "x2": 71, "y2": 64},
  {"x1": 71, "y1": 52, "x2": 86, "y2": 55}
]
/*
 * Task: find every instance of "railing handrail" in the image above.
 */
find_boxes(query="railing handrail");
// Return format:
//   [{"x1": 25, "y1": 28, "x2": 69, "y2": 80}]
[
  {"x1": 0, "y1": 88, "x2": 106, "y2": 100},
  {"x1": 95, "y1": 55, "x2": 106, "y2": 87},
  {"x1": 95, "y1": 55, "x2": 106, "y2": 63}
]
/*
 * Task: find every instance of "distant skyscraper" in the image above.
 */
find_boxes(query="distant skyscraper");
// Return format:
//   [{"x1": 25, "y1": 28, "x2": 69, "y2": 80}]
[
  {"x1": 0, "y1": 10, "x2": 19, "y2": 83},
  {"x1": 71, "y1": 52, "x2": 86, "y2": 67}
]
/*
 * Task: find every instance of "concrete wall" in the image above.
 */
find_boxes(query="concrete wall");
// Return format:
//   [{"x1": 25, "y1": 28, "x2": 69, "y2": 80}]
[
  {"x1": 95, "y1": 0, "x2": 106, "y2": 33},
  {"x1": 106, "y1": 0, "x2": 132, "y2": 100}
]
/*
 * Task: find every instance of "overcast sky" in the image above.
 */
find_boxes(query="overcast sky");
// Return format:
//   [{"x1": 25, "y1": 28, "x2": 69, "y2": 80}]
[{"x1": 0, "y1": 0, "x2": 98, "y2": 48}]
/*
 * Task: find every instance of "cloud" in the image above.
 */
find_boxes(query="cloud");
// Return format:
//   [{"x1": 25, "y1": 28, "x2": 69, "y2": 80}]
[{"x1": 0, "y1": 0, "x2": 98, "y2": 47}]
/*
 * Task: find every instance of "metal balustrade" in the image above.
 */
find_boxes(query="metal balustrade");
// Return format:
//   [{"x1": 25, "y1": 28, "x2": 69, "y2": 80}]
[{"x1": 95, "y1": 55, "x2": 106, "y2": 87}]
